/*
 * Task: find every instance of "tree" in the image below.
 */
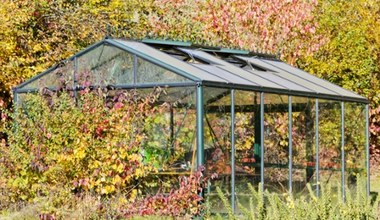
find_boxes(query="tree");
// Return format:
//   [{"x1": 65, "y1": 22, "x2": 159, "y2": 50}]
[
  {"x1": 298, "y1": 0, "x2": 380, "y2": 165},
  {"x1": 149, "y1": 0, "x2": 321, "y2": 64}
]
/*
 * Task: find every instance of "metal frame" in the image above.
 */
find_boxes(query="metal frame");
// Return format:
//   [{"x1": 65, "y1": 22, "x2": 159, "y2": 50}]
[
  {"x1": 260, "y1": 92, "x2": 265, "y2": 192},
  {"x1": 230, "y1": 89, "x2": 236, "y2": 213},
  {"x1": 200, "y1": 81, "x2": 368, "y2": 104},
  {"x1": 341, "y1": 101, "x2": 346, "y2": 201},
  {"x1": 288, "y1": 96, "x2": 293, "y2": 194},
  {"x1": 196, "y1": 84, "x2": 204, "y2": 168},
  {"x1": 315, "y1": 99, "x2": 320, "y2": 197},
  {"x1": 365, "y1": 104, "x2": 370, "y2": 196}
]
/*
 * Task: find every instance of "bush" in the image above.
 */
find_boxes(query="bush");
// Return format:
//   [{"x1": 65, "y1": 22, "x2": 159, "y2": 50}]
[
  {"x1": 0, "y1": 88, "x2": 207, "y2": 218},
  {"x1": 1, "y1": 89, "x2": 162, "y2": 202}
]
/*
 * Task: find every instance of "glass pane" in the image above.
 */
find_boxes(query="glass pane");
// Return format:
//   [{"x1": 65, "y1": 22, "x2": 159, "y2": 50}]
[
  {"x1": 204, "y1": 88, "x2": 230, "y2": 106},
  {"x1": 234, "y1": 90, "x2": 260, "y2": 211},
  {"x1": 141, "y1": 87, "x2": 196, "y2": 173},
  {"x1": 319, "y1": 100, "x2": 341, "y2": 194},
  {"x1": 204, "y1": 87, "x2": 231, "y2": 213},
  {"x1": 137, "y1": 57, "x2": 191, "y2": 84},
  {"x1": 345, "y1": 103, "x2": 366, "y2": 192},
  {"x1": 20, "y1": 60, "x2": 74, "y2": 90},
  {"x1": 76, "y1": 45, "x2": 134, "y2": 86},
  {"x1": 292, "y1": 97, "x2": 316, "y2": 197},
  {"x1": 264, "y1": 94, "x2": 289, "y2": 193}
]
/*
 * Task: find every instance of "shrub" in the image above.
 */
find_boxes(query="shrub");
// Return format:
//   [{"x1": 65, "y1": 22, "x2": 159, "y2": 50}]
[{"x1": 0, "y1": 88, "x2": 165, "y2": 204}]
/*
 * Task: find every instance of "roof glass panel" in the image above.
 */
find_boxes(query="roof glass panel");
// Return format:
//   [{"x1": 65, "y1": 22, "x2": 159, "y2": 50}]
[
  {"x1": 192, "y1": 64, "x2": 258, "y2": 86},
  {"x1": 136, "y1": 57, "x2": 191, "y2": 84},
  {"x1": 19, "y1": 60, "x2": 74, "y2": 90},
  {"x1": 76, "y1": 44, "x2": 134, "y2": 86},
  {"x1": 248, "y1": 70, "x2": 314, "y2": 92},
  {"x1": 262, "y1": 59, "x2": 364, "y2": 99},
  {"x1": 236, "y1": 56, "x2": 339, "y2": 96},
  {"x1": 177, "y1": 48, "x2": 287, "y2": 90},
  {"x1": 112, "y1": 40, "x2": 228, "y2": 83}
]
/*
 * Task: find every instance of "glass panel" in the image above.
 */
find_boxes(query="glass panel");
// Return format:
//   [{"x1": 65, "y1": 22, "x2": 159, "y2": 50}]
[
  {"x1": 234, "y1": 90, "x2": 260, "y2": 211},
  {"x1": 345, "y1": 103, "x2": 366, "y2": 192},
  {"x1": 204, "y1": 89, "x2": 230, "y2": 106},
  {"x1": 137, "y1": 57, "x2": 191, "y2": 84},
  {"x1": 264, "y1": 94, "x2": 289, "y2": 193},
  {"x1": 68, "y1": 87, "x2": 196, "y2": 195},
  {"x1": 140, "y1": 87, "x2": 196, "y2": 173},
  {"x1": 76, "y1": 45, "x2": 134, "y2": 86},
  {"x1": 291, "y1": 97, "x2": 316, "y2": 197},
  {"x1": 204, "y1": 87, "x2": 231, "y2": 213},
  {"x1": 319, "y1": 100, "x2": 341, "y2": 194},
  {"x1": 20, "y1": 60, "x2": 74, "y2": 90}
]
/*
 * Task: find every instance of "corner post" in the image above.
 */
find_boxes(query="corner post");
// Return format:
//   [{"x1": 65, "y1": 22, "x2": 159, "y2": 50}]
[
  {"x1": 230, "y1": 89, "x2": 236, "y2": 213},
  {"x1": 288, "y1": 96, "x2": 293, "y2": 194},
  {"x1": 196, "y1": 84, "x2": 204, "y2": 168},
  {"x1": 315, "y1": 99, "x2": 320, "y2": 197},
  {"x1": 365, "y1": 104, "x2": 370, "y2": 197},
  {"x1": 341, "y1": 102, "x2": 346, "y2": 201},
  {"x1": 260, "y1": 92, "x2": 265, "y2": 192}
]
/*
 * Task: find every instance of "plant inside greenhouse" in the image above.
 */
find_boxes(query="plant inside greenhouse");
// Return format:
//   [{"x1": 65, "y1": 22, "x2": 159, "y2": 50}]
[{"x1": 10, "y1": 38, "x2": 370, "y2": 214}]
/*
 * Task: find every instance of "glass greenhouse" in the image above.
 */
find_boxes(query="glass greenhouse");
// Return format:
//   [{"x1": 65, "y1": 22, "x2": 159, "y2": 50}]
[{"x1": 13, "y1": 38, "x2": 370, "y2": 212}]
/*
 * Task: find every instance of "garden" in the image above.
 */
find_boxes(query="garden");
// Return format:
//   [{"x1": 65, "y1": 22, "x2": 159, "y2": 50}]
[{"x1": 0, "y1": 38, "x2": 377, "y2": 219}]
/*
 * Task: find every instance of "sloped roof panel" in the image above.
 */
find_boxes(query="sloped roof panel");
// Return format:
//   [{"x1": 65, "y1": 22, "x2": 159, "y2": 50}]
[
  {"x1": 236, "y1": 56, "x2": 339, "y2": 96},
  {"x1": 110, "y1": 39, "x2": 228, "y2": 84},
  {"x1": 192, "y1": 64, "x2": 259, "y2": 86},
  {"x1": 248, "y1": 71, "x2": 315, "y2": 92},
  {"x1": 177, "y1": 48, "x2": 288, "y2": 90},
  {"x1": 263, "y1": 59, "x2": 365, "y2": 100}
]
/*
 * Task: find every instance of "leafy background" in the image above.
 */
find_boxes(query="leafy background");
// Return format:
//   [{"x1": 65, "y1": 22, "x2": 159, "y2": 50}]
[{"x1": 0, "y1": 0, "x2": 380, "y2": 218}]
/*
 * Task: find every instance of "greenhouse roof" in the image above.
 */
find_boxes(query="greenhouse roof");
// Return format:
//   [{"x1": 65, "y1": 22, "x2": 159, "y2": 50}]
[{"x1": 14, "y1": 38, "x2": 368, "y2": 103}]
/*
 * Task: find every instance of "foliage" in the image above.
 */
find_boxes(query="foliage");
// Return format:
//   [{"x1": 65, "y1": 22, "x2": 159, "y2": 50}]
[
  {"x1": 370, "y1": 106, "x2": 380, "y2": 167},
  {"x1": 122, "y1": 167, "x2": 205, "y2": 217},
  {"x1": 0, "y1": 169, "x2": 205, "y2": 219},
  {"x1": 216, "y1": 179, "x2": 379, "y2": 219},
  {"x1": 299, "y1": 0, "x2": 380, "y2": 104},
  {"x1": 150, "y1": 0, "x2": 321, "y2": 63},
  {"x1": 0, "y1": 88, "x2": 207, "y2": 218},
  {"x1": 0, "y1": 88, "x2": 168, "y2": 203},
  {"x1": 298, "y1": 0, "x2": 380, "y2": 166}
]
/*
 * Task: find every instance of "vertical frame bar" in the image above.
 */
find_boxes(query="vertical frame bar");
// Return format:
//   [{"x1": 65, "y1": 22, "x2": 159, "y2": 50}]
[
  {"x1": 196, "y1": 84, "x2": 204, "y2": 168},
  {"x1": 288, "y1": 96, "x2": 293, "y2": 194},
  {"x1": 315, "y1": 99, "x2": 320, "y2": 197},
  {"x1": 170, "y1": 105, "x2": 174, "y2": 145},
  {"x1": 231, "y1": 89, "x2": 236, "y2": 213},
  {"x1": 133, "y1": 54, "x2": 137, "y2": 84},
  {"x1": 260, "y1": 92, "x2": 265, "y2": 192},
  {"x1": 365, "y1": 104, "x2": 370, "y2": 196},
  {"x1": 341, "y1": 101, "x2": 346, "y2": 201}
]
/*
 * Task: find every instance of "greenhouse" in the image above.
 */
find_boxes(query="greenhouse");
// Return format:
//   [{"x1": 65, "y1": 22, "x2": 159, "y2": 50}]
[{"x1": 13, "y1": 38, "x2": 370, "y2": 212}]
